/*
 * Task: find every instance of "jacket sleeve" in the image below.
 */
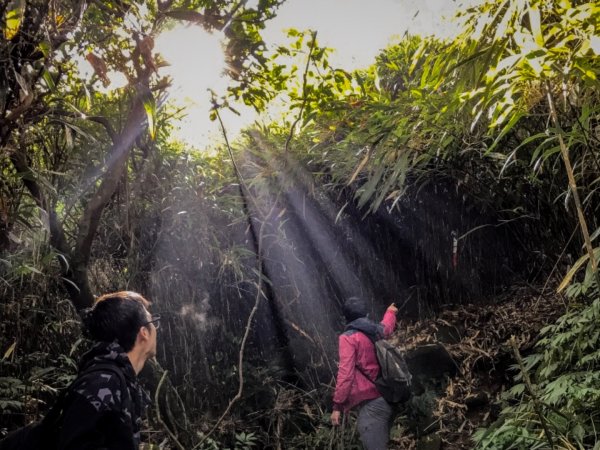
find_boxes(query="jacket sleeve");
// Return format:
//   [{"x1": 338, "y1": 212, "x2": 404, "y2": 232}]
[
  {"x1": 57, "y1": 373, "x2": 135, "y2": 450},
  {"x1": 332, "y1": 334, "x2": 356, "y2": 411},
  {"x1": 380, "y1": 308, "x2": 397, "y2": 338}
]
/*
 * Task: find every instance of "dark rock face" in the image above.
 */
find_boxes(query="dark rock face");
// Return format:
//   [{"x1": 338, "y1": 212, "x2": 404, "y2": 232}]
[
  {"x1": 406, "y1": 343, "x2": 458, "y2": 379},
  {"x1": 435, "y1": 324, "x2": 463, "y2": 344}
]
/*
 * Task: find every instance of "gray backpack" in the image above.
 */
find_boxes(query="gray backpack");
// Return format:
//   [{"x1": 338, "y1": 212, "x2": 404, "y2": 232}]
[
  {"x1": 371, "y1": 339, "x2": 412, "y2": 403},
  {"x1": 346, "y1": 330, "x2": 412, "y2": 404}
]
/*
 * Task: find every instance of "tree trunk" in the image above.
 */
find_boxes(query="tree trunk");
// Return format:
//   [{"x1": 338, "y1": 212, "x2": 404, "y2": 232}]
[{"x1": 6, "y1": 90, "x2": 148, "y2": 310}]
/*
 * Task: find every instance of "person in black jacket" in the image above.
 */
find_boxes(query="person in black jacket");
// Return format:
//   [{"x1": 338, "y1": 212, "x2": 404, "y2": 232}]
[{"x1": 57, "y1": 291, "x2": 159, "y2": 450}]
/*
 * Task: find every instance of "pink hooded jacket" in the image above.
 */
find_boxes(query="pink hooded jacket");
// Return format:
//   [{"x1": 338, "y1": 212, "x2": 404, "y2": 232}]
[{"x1": 332, "y1": 308, "x2": 397, "y2": 412}]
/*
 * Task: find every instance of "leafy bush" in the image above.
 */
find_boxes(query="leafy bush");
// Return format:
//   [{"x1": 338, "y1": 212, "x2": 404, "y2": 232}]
[
  {"x1": 0, "y1": 378, "x2": 26, "y2": 413},
  {"x1": 474, "y1": 292, "x2": 600, "y2": 449}
]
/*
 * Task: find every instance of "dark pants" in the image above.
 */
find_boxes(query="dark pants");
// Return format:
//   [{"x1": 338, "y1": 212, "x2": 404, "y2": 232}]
[{"x1": 357, "y1": 397, "x2": 393, "y2": 450}]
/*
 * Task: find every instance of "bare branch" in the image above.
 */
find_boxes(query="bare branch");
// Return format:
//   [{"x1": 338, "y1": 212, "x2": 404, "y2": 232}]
[{"x1": 155, "y1": 370, "x2": 185, "y2": 450}]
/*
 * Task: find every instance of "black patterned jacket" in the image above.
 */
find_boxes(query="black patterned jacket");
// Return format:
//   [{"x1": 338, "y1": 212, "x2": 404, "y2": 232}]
[{"x1": 57, "y1": 341, "x2": 149, "y2": 450}]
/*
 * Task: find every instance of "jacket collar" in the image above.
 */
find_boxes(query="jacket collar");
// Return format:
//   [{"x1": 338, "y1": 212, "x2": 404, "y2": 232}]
[
  {"x1": 345, "y1": 317, "x2": 384, "y2": 342},
  {"x1": 78, "y1": 341, "x2": 137, "y2": 381}
]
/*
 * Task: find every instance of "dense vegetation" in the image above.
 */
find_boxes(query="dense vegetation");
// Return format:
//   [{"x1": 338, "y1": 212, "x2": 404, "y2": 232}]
[{"x1": 1, "y1": 0, "x2": 599, "y2": 448}]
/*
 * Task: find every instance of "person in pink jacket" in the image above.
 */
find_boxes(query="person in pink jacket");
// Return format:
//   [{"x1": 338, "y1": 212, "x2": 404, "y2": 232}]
[{"x1": 331, "y1": 297, "x2": 398, "y2": 450}]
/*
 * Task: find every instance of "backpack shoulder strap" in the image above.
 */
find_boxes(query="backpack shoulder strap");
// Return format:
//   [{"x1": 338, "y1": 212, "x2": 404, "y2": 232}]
[
  {"x1": 342, "y1": 330, "x2": 379, "y2": 383},
  {"x1": 355, "y1": 364, "x2": 376, "y2": 383},
  {"x1": 36, "y1": 363, "x2": 127, "y2": 430}
]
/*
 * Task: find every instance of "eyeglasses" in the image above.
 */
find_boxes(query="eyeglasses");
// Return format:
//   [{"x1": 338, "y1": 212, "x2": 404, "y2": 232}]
[{"x1": 145, "y1": 314, "x2": 161, "y2": 330}]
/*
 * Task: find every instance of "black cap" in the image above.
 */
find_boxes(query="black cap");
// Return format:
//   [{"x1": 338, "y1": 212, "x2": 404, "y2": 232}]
[{"x1": 342, "y1": 297, "x2": 367, "y2": 322}]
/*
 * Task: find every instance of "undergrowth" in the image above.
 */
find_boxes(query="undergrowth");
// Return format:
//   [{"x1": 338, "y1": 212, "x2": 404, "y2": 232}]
[{"x1": 475, "y1": 278, "x2": 600, "y2": 449}]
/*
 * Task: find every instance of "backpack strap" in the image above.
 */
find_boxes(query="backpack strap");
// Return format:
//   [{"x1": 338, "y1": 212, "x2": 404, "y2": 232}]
[
  {"x1": 43, "y1": 363, "x2": 132, "y2": 427},
  {"x1": 342, "y1": 330, "x2": 378, "y2": 384},
  {"x1": 355, "y1": 364, "x2": 377, "y2": 384}
]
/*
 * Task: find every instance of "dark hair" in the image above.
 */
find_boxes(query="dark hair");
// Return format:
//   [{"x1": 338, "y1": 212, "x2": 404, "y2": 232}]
[
  {"x1": 342, "y1": 297, "x2": 367, "y2": 322},
  {"x1": 82, "y1": 291, "x2": 151, "y2": 352}
]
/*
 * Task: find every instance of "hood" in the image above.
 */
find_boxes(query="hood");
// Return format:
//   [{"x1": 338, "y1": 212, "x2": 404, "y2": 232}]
[
  {"x1": 78, "y1": 341, "x2": 137, "y2": 381},
  {"x1": 345, "y1": 317, "x2": 384, "y2": 342}
]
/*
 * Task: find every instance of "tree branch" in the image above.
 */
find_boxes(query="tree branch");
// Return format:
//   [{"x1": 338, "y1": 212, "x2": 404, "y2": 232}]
[
  {"x1": 7, "y1": 145, "x2": 89, "y2": 304},
  {"x1": 87, "y1": 116, "x2": 118, "y2": 142},
  {"x1": 8, "y1": 147, "x2": 70, "y2": 256},
  {"x1": 74, "y1": 88, "x2": 147, "y2": 269}
]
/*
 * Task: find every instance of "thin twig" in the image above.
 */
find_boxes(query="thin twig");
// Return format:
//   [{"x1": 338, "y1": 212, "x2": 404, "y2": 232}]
[
  {"x1": 457, "y1": 215, "x2": 533, "y2": 242},
  {"x1": 195, "y1": 110, "x2": 276, "y2": 448},
  {"x1": 215, "y1": 106, "x2": 261, "y2": 214},
  {"x1": 155, "y1": 370, "x2": 185, "y2": 450},
  {"x1": 284, "y1": 31, "x2": 317, "y2": 154}
]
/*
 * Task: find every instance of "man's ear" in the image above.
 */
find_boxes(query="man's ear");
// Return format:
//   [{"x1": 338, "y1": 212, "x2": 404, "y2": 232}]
[{"x1": 139, "y1": 325, "x2": 151, "y2": 342}]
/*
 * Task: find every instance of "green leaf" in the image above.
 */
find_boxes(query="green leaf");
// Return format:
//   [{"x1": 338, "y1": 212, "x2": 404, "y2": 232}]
[
  {"x1": 2, "y1": 341, "x2": 16, "y2": 360},
  {"x1": 557, "y1": 248, "x2": 600, "y2": 293},
  {"x1": 42, "y1": 69, "x2": 56, "y2": 91},
  {"x1": 486, "y1": 112, "x2": 524, "y2": 154},
  {"x1": 3, "y1": 0, "x2": 26, "y2": 40},
  {"x1": 528, "y1": 5, "x2": 544, "y2": 47},
  {"x1": 142, "y1": 92, "x2": 157, "y2": 140},
  {"x1": 409, "y1": 40, "x2": 427, "y2": 75},
  {"x1": 356, "y1": 164, "x2": 385, "y2": 210},
  {"x1": 21, "y1": 264, "x2": 42, "y2": 275},
  {"x1": 37, "y1": 41, "x2": 51, "y2": 58}
]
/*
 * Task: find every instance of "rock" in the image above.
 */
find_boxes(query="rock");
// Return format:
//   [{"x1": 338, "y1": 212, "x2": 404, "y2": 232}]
[
  {"x1": 465, "y1": 392, "x2": 489, "y2": 409},
  {"x1": 405, "y1": 343, "x2": 458, "y2": 379},
  {"x1": 436, "y1": 324, "x2": 462, "y2": 344}
]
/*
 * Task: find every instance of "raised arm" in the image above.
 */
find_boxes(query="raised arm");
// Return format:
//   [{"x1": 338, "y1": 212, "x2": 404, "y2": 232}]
[{"x1": 380, "y1": 303, "x2": 398, "y2": 338}]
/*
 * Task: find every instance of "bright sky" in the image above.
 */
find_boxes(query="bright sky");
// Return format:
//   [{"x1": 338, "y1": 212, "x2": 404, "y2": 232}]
[{"x1": 152, "y1": 0, "x2": 480, "y2": 148}]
